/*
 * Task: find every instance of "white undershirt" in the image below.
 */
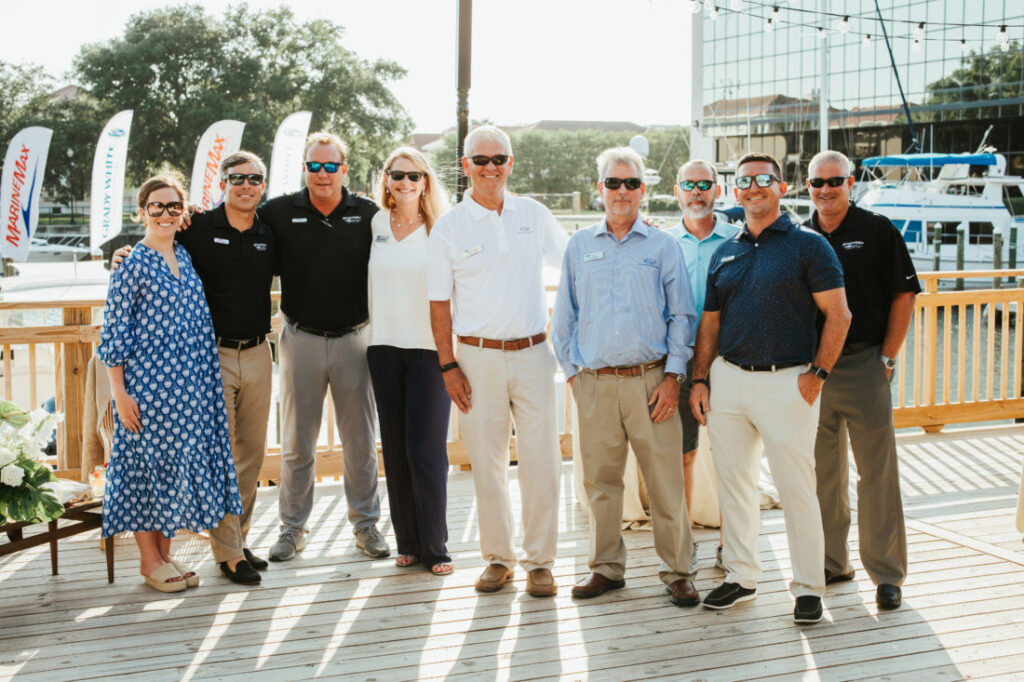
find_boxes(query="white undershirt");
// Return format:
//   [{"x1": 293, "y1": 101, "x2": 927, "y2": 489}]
[{"x1": 368, "y1": 210, "x2": 436, "y2": 350}]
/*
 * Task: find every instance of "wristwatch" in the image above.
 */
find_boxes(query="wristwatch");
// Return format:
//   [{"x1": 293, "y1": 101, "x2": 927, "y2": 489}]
[
  {"x1": 880, "y1": 355, "x2": 896, "y2": 371},
  {"x1": 689, "y1": 377, "x2": 710, "y2": 390},
  {"x1": 666, "y1": 372, "x2": 685, "y2": 385},
  {"x1": 808, "y1": 365, "x2": 830, "y2": 380}
]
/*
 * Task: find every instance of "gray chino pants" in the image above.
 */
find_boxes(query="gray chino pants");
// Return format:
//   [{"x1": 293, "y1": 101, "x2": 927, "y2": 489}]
[
  {"x1": 277, "y1": 320, "x2": 380, "y2": 534},
  {"x1": 814, "y1": 345, "x2": 907, "y2": 587}
]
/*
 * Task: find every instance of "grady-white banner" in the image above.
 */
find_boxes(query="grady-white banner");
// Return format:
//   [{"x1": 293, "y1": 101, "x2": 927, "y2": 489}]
[
  {"x1": 267, "y1": 111, "x2": 312, "y2": 199},
  {"x1": 0, "y1": 126, "x2": 52, "y2": 262},
  {"x1": 90, "y1": 110, "x2": 133, "y2": 254},
  {"x1": 189, "y1": 120, "x2": 245, "y2": 211}
]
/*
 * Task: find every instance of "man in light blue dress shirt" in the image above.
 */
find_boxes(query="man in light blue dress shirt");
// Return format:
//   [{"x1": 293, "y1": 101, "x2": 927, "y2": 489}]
[
  {"x1": 665, "y1": 160, "x2": 740, "y2": 521},
  {"x1": 552, "y1": 146, "x2": 700, "y2": 607}
]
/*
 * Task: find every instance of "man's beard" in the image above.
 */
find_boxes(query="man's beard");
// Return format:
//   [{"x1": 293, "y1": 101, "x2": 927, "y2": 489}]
[{"x1": 682, "y1": 200, "x2": 714, "y2": 220}]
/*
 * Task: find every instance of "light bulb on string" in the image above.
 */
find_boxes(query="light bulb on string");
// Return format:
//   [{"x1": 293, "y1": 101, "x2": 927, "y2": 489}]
[
  {"x1": 729, "y1": 0, "x2": 741, "y2": 11},
  {"x1": 710, "y1": 6, "x2": 720, "y2": 20},
  {"x1": 817, "y1": 26, "x2": 827, "y2": 41},
  {"x1": 997, "y1": 25, "x2": 1009, "y2": 46},
  {"x1": 691, "y1": 0, "x2": 703, "y2": 15},
  {"x1": 913, "y1": 22, "x2": 925, "y2": 42},
  {"x1": 765, "y1": 17, "x2": 774, "y2": 33},
  {"x1": 912, "y1": 39, "x2": 921, "y2": 52},
  {"x1": 864, "y1": 33, "x2": 872, "y2": 45},
  {"x1": 839, "y1": 16, "x2": 850, "y2": 34},
  {"x1": 704, "y1": 0, "x2": 715, "y2": 11},
  {"x1": 771, "y1": 5, "x2": 780, "y2": 21},
  {"x1": 961, "y1": 39, "x2": 969, "y2": 54}
]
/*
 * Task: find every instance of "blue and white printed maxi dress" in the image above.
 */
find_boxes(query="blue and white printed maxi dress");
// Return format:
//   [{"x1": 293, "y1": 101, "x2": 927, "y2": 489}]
[{"x1": 98, "y1": 243, "x2": 242, "y2": 538}]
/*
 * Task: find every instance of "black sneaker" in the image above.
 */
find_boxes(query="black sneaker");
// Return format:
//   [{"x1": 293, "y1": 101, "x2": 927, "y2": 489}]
[
  {"x1": 793, "y1": 595, "x2": 824, "y2": 624},
  {"x1": 703, "y1": 582, "x2": 756, "y2": 609},
  {"x1": 219, "y1": 559, "x2": 262, "y2": 585}
]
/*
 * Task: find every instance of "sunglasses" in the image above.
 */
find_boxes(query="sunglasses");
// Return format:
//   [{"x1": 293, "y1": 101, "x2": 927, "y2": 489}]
[
  {"x1": 386, "y1": 170, "x2": 425, "y2": 182},
  {"x1": 603, "y1": 177, "x2": 643, "y2": 190},
  {"x1": 469, "y1": 154, "x2": 510, "y2": 166},
  {"x1": 305, "y1": 161, "x2": 342, "y2": 173},
  {"x1": 808, "y1": 176, "x2": 849, "y2": 188},
  {"x1": 145, "y1": 201, "x2": 184, "y2": 217},
  {"x1": 225, "y1": 173, "x2": 264, "y2": 186},
  {"x1": 680, "y1": 179, "x2": 715, "y2": 192},
  {"x1": 735, "y1": 174, "x2": 781, "y2": 189}
]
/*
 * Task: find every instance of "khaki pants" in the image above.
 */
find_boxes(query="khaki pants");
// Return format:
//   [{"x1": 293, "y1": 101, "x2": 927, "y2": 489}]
[
  {"x1": 707, "y1": 358, "x2": 825, "y2": 598},
  {"x1": 573, "y1": 368, "x2": 694, "y2": 584},
  {"x1": 208, "y1": 342, "x2": 273, "y2": 563},
  {"x1": 457, "y1": 341, "x2": 561, "y2": 572}
]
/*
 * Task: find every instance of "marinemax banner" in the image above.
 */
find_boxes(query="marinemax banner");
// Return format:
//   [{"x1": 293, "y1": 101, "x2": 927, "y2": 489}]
[
  {"x1": 0, "y1": 126, "x2": 52, "y2": 262},
  {"x1": 267, "y1": 111, "x2": 312, "y2": 199},
  {"x1": 189, "y1": 119, "x2": 245, "y2": 211},
  {"x1": 90, "y1": 110, "x2": 133, "y2": 254}
]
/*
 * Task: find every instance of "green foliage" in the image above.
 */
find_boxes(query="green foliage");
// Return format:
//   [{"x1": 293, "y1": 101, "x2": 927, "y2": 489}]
[
  {"x1": 0, "y1": 459, "x2": 62, "y2": 525},
  {"x1": 0, "y1": 401, "x2": 30, "y2": 429}
]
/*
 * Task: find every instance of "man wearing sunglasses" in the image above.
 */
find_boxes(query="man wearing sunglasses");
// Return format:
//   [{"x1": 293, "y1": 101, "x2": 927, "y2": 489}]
[
  {"x1": 553, "y1": 147, "x2": 699, "y2": 606},
  {"x1": 260, "y1": 131, "x2": 388, "y2": 563},
  {"x1": 688, "y1": 152, "x2": 851, "y2": 624},
  {"x1": 112, "y1": 150, "x2": 277, "y2": 585},
  {"x1": 805, "y1": 150, "x2": 918, "y2": 611},
  {"x1": 428, "y1": 125, "x2": 568, "y2": 597}
]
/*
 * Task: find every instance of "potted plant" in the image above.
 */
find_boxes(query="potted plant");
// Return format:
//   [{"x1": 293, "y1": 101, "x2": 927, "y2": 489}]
[{"x1": 0, "y1": 400, "x2": 64, "y2": 525}]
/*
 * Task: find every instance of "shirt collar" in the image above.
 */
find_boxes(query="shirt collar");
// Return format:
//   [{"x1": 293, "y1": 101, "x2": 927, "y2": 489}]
[
  {"x1": 465, "y1": 191, "x2": 517, "y2": 221},
  {"x1": 598, "y1": 214, "x2": 648, "y2": 240},
  {"x1": 291, "y1": 186, "x2": 357, "y2": 214},
  {"x1": 210, "y1": 202, "x2": 269, "y2": 235},
  {"x1": 809, "y1": 201, "x2": 857, "y2": 236},
  {"x1": 675, "y1": 216, "x2": 732, "y2": 242},
  {"x1": 739, "y1": 212, "x2": 793, "y2": 242}
]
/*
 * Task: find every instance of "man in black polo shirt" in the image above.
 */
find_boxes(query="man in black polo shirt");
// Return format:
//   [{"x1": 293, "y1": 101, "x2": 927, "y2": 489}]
[
  {"x1": 113, "y1": 150, "x2": 276, "y2": 585},
  {"x1": 262, "y1": 131, "x2": 388, "y2": 562},
  {"x1": 688, "y1": 152, "x2": 851, "y2": 624},
  {"x1": 805, "y1": 150, "x2": 918, "y2": 611}
]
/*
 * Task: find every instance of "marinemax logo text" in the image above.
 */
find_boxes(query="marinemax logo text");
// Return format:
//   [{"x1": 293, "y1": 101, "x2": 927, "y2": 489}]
[{"x1": 5, "y1": 144, "x2": 35, "y2": 247}]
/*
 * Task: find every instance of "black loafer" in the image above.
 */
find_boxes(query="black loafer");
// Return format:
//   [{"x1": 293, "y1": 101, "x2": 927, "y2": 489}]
[
  {"x1": 244, "y1": 547, "x2": 269, "y2": 571},
  {"x1": 876, "y1": 583, "x2": 902, "y2": 610},
  {"x1": 219, "y1": 559, "x2": 261, "y2": 585},
  {"x1": 824, "y1": 568, "x2": 855, "y2": 585}
]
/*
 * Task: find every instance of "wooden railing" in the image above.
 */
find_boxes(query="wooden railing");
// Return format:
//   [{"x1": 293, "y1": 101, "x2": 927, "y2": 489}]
[{"x1": 2, "y1": 270, "x2": 1022, "y2": 479}]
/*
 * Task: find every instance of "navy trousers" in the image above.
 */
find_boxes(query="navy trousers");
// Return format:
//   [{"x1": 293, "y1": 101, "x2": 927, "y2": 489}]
[{"x1": 367, "y1": 345, "x2": 452, "y2": 566}]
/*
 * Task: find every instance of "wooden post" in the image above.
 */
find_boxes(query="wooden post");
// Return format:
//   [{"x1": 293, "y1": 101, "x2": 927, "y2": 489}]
[
  {"x1": 1010, "y1": 226, "x2": 1018, "y2": 286},
  {"x1": 61, "y1": 306, "x2": 92, "y2": 475},
  {"x1": 572, "y1": 191, "x2": 582, "y2": 213},
  {"x1": 955, "y1": 226, "x2": 965, "y2": 291},
  {"x1": 932, "y1": 223, "x2": 942, "y2": 272},
  {"x1": 993, "y1": 232, "x2": 1003, "y2": 290}
]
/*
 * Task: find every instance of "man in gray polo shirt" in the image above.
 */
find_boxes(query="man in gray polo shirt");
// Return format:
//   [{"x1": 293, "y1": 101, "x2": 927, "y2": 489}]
[{"x1": 688, "y1": 152, "x2": 851, "y2": 625}]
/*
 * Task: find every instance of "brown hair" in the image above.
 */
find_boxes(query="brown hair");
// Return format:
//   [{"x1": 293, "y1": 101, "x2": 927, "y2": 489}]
[
  {"x1": 134, "y1": 170, "x2": 188, "y2": 222},
  {"x1": 737, "y1": 152, "x2": 783, "y2": 181}
]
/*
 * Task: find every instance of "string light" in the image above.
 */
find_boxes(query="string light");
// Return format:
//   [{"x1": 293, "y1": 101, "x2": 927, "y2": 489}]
[
  {"x1": 817, "y1": 26, "x2": 828, "y2": 41},
  {"x1": 703, "y1": 0, "x2": 715, "y2": 11},
  {"x1": 729, "y1": 0, "x2": 741, "y2": 11},
  {"x1": 864, "y1": 33, "x2": 872, "y2": 45},
  {"x1": 691, "y1": 0, "x2": 703, "y2": 14},
  {"x1": 961, "y1": 39, "x2": 969, "y2": 53},
  {"x1": 839, "y1": 16, "x2": 850, "y2": 34},
  {"x1": 997, "y1": 25, "x2": 1010, "y2": 46},
  {"x1": 771, "y1": 5, "x2": 780, "y2": 21},
  {"x1": 912, "y1": 38, "x2": 921, "y2": 52},
  {"x1": 765, "y1": 17, "x2": 774, "y2": 33},
  {"x1": 913, "y1": 22, "x2": 925, "y2": 41},
  {"x1": 710, "y1": 6, "x2": 720, "y2": 20}
]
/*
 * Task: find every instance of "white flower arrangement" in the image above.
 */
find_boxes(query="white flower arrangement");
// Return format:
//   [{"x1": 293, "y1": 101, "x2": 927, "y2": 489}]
[{"x1": 0, "y1": 400, "x2": 64, "y2": 524}]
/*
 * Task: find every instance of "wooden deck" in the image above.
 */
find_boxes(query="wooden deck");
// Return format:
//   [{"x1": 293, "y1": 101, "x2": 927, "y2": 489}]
[{"x1": 2, "y1": 425, "x2": 1023, "y2": 681}]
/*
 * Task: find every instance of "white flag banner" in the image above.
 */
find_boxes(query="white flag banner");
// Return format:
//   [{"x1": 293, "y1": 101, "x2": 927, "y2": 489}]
[
  {"x1": 267, "y1": 111, "x2": 312, "y2": 199},
  {"x1": 0, "y1": 126, "x2": 52, "y2": 262},
  {"x1": 189, "y1": 119, "x2": 245, "y2": 211},
  {"x1": 89, "y1": 110, "x2": 133, "y2": 254}
]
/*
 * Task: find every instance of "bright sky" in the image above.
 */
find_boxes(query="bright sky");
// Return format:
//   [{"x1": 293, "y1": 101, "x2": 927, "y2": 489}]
[{"x1": 1, "y1": 0, "x2": 695, "y2": 134}]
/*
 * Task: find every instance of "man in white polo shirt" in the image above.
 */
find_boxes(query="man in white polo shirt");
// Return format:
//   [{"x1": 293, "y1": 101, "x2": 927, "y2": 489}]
[{"x1": 428, "y1": 124, "x2": 568, "y2": 597}]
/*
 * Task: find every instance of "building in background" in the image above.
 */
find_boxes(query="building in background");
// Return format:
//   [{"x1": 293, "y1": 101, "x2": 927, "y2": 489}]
[{"x1": 691, "y1": 1, "x2": 1024, "y2": 182}]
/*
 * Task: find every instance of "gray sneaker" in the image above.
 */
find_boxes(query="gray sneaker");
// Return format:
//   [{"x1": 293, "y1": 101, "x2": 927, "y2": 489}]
[
  {"x1": 269, "y1": 530, "x2": 306, "y2": 562},
  {"x1": 355, "y1": 525, "x2": 390, "y2": 558}
]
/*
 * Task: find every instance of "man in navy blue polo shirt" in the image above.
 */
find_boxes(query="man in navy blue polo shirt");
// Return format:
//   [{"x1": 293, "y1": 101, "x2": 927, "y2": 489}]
[{"x1": 688, "y1": 152, "x2": 851, "y2": 625}]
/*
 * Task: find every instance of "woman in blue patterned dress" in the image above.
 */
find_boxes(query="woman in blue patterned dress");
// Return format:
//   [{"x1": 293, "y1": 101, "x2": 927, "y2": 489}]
[{"x1": 98, "y1": 172, "x2": 242, "y2": 593}]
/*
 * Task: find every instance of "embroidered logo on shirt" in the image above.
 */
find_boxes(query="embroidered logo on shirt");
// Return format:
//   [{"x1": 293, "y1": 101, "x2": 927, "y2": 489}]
[
  {"x1": 639, "y1": 257, "x2": 658, "y2": 267},
  {"x1": 517, "y1": 225, "x2": 534, "y2": 234},
  {"x1": 584, "y1": 251, "x2": 604, "y2": 262},
  {"x1": 375, "y1": 235, "x2": 390, "y2": 243},
  {"x1": 720, "y1": 255, "x2": 736, "y2": 263},
  {"x1": 292, "y1": 217, "x2": 307, "y2": 223},
  {"x1": 254, "y1": 242, "x2": 268, "y2": 251},
  {"x1": 213, "y1": 237, "x2": 230, "y2": 245},
  {"x1": 462, "y1": 245, "x2": 483, "y2": 258},
  {"x1": 342, "y1": 216, "x2": 362, "y2": 223},
  {"x1": 842, "y1": 241, "x2": 865, "y2": 250}
]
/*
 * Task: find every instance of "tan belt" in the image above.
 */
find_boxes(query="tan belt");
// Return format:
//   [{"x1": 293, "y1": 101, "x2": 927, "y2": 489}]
[
  {"x1": 592, "y1": 357, "x2": 667, "y2": 377},
  {"x1": 457, "y1": 332, "x2": 547, "y2": 351}
]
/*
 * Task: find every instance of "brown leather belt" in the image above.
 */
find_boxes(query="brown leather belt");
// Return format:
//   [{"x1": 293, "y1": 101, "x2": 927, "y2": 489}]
[
  {"x1": 592, "y1": 357, "x2": 666, "y2": 377},
  {"x1": 458, "y1": 332, "x2": 547, "y2": 351}
]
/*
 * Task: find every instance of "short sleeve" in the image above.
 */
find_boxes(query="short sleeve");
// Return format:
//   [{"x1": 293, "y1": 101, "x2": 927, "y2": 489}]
[
  {"x1": 703, "y1": 253, "x2": 722, "y2": 312},
  {"x1": 802, "y1": 232, "x2": 846, "y2": 292},
  {"x1": 884, "y1": 218, "x2": 921, "y2": 294},
  {"x1": 541, "y1": 206, "x2": 569, "y2": 269},
  {"x1": 427, "y1": 221, "x2": 454, "y2": 301},
  {"x1": 97, "y1": 257, "x2": 142, "y2": 367}
]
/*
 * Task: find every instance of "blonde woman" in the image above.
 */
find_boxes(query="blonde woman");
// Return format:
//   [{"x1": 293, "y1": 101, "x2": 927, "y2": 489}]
[
  {"x1": 98, "y1": 172, "x2": 242, "y2": 592},
  {"x1": 368, "y1": 146, "x2": 453, "y2": 575}
]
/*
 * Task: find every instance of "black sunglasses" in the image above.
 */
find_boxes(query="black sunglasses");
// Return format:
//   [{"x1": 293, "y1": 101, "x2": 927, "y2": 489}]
[
  {"x1": 680, "y1": 179, "x2": 715, "y2": 191},
  {"x1": 808, "y1": 176, "x2": 849, "y2": 188},
  {"x1": 736, "y1": 174, "x2": 780, "y2": 189},
  {"x1": 145, "y1": 201, "x2": 185, "y2": 217},
  {"x1": 225, "y1": 173, "x2": 264, "y2": 186},
  {"x1": 469, "y1": 154, "x2": 510, "y2": 167},
  {"x1": 603, "y1": 177, "x2": 643, "y2": 190},
  {"x1": 386, "y1": 170, "x2": 425, "y2": 182},
  {"x1": 305, "y1": 161, "x2": 342, "y2": 173}
]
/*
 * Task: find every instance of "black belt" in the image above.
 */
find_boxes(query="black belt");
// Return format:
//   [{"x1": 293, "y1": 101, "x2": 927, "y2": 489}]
[
  {"x1": 217, "y1": 335, "x2": 266, "y2": 351},
  {"x1": 293, "y1": 320, "x2": 368, "y2": 338},
  {"x1": 842, "y1": 340, "x2": 880, "y2": 355},
  {"x1": 723, "y1": 358, "x2": 804, "y2": 372}
]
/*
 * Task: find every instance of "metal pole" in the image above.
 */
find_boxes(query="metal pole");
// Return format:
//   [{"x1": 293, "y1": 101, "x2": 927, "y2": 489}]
[
  {"x1": 1009, "y1": 225, "x2": 1018, "y2": 285},
  {"x1": 819, "y1": 0, "x2": 829, "y2": 154},
  {"x1": 993, "y1": 232, "x2": 1004, "y2": 289},
  {"x1": 874, "y1": 0, "x2": 921, "y2": 152},
  {"x1": 956, "y1": 225, "x2": 965, "y2": 290},
  {"x1": 932, "y1": 223, "x2": 942, "y2": 272},
  {"x1": 455, "y1": 0, "x2": 472, "y2": 202}
]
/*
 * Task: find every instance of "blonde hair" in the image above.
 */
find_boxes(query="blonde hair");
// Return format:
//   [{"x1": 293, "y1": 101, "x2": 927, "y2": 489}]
[
  {"x1": 135, "y1": 170, "x2": 187, "y2": 222},
  {"x1": 304, "y1": 130, "x2": 348, "y2": 163},
  {"x1": 374, "y1": 146, "x2": 449, "y2": 233}
]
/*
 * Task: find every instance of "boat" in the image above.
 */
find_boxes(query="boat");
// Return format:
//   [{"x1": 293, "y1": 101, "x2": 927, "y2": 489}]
[
  {"x1": 26, "y1": 236, "x2": 92, "y2": 262},
  {"x1": 855, "y1": 151, "x2": 1024, "y2": 274}
]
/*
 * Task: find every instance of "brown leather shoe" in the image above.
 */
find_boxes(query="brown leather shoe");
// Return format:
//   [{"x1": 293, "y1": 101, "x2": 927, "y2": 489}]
[
  {"x1": 667, "y1": 578, "x2": 700, "y2": 607},
  {"x1": 474, "y1": 563, "x2": 513, "y2": 593},
  {"x1": 571, "y1": 572, "x2": 626, "y2": 599},
  {"x1": 526, "y1": 568, "x2": 558, "y2": 597}
]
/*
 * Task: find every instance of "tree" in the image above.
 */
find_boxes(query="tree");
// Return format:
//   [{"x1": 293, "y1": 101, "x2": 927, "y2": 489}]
[{"x1": 70, "y1": 5, "x2": 412, "y2": 188}]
